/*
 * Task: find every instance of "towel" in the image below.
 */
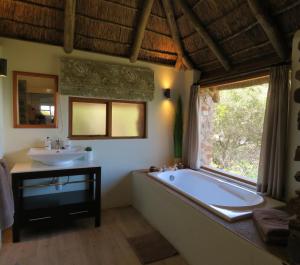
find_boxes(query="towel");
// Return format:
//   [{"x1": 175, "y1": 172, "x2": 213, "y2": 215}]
[
  {"x1": 0, "y1": 159, "x2": 14, "y2": 229},
  {"x1": 253, "y1": 208, "x2": 291, "y2": 245}
]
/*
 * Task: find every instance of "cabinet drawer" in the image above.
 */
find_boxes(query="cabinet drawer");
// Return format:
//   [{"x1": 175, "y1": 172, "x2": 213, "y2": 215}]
[
  {"x1": 22, "y1": 209, "x2": 55, "y2": 225},
  {"x1": 22, "y1": 203, "x2": 95, "y2": 224},
  {"x1": 65, "y1": 204, "x2": 95, "y2": 218}
]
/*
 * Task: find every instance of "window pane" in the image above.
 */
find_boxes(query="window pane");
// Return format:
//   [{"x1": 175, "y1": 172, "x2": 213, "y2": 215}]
[
  {"x1": 72, "y1": 102, "x2": 106, "y2": 136},
  {"x1": 41, "y1": 110, "x2": 50, "y2": 116},
  {"x1": 112, "y1": 102, "x2": 145, "y2": 137},
  {"x1": 40, "y1": 105, "x2": 54, "y2": 118},
  {"x1": 200, "y1": 77, "x2": 269, "y2": 182},
  {"x1": 40, "y1": 105, "x2": 50, "y2": 111}
]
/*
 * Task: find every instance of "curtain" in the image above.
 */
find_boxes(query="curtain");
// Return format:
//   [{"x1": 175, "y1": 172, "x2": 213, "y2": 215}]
[
  {"x1": 184, "y1": 85, "x2": 201, "y2": 169},
  {"x1": 257, "y1": 65, "x2": 290, "y2": 200}
]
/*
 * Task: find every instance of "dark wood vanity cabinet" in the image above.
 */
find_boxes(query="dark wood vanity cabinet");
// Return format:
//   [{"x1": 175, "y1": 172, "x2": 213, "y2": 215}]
[{"x1": 11, "y1": 164, "x2": 101, "y2": 242}]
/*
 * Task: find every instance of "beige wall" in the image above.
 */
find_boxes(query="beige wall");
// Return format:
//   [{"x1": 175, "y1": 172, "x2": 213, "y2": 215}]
[
  {"x1": 0, "y1": 37, "x2": 184, "y2": 208},
  {"x1": 0, "y1": 46, "x2": 3, "y2": 247},
  {"x1": 0, "y1": 46, "x2": 4, "y2": 158},
  {"x1": 287, "y1": 30, "x2": 300, "y2": 199}
]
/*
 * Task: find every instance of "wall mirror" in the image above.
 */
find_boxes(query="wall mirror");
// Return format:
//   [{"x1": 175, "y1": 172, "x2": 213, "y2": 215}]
[{"x1": 13, "y1": 71, "x2": 58, "y2": 128}]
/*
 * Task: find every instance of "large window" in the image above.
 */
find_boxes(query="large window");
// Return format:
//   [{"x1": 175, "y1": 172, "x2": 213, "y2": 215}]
[
  {"x1": 200, "y1": 76, "x2": 269, "y2": 184},
  {"x1": 69, "y1": 97, "x2": 146, "y2": 139}
]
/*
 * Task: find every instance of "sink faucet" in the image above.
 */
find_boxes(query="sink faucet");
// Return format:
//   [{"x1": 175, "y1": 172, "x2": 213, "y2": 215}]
[{"x1": 55, "y1": 139, "x2": 62, "y2": 150}]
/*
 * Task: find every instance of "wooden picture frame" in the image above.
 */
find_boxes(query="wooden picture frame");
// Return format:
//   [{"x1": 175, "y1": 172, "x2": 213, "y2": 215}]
[{"x1": 13, "y1": 71, "x2": 58, "y2": 128}]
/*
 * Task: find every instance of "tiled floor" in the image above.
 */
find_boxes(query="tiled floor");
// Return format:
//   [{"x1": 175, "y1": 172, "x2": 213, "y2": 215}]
[{"x1": 0, "y1": 207, "x2": 188, "y2": 265}]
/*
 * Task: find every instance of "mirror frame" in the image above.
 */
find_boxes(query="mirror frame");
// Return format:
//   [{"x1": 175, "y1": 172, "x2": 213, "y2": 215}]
[{"x1": 13, "y1": 71, "x2": 58, "y2": 128}]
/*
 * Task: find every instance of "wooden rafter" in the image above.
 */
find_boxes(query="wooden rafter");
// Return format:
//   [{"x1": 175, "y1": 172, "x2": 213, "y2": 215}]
[
  {"x1": 182, "y1": 0, "x2": 300, "y2": 56},
  {"x1": 175, "y1": 56, "x2": 183, "y2": 70},
  {"x1": 130, "y1": 0, "x2": 155, "y2": 63},
  {"x1": 161, "y1": 0, "x2": 193, "y2": 70},
  {"x1": 64, "y1": 0, "x2": 76, "y2": 53},
  {"x1": 247, "y1": 0, "x2": 288, "y2": 60},
  {"x1": 200, "y1": 41, "x2": 273, "y2": 69},
  {"x1": 177, "y1": 0, "x2": 231, "y2": 71}
]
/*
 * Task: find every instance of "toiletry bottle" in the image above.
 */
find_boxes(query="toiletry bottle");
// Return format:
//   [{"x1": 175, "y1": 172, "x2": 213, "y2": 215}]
[{"x1": 44, "y1": 137, "x2": 52, "y2": 150}]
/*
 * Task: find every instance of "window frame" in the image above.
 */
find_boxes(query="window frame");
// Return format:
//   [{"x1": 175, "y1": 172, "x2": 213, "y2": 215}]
[
  {"x1": 201, "y1": 166, "x2": 257, "y2": 186},
  {"x1": 68, "y1": 97, "x2": 147, "y2": 140},
  {"x1": 199, "y1": 73, "x2": 271, "y2": 186}
]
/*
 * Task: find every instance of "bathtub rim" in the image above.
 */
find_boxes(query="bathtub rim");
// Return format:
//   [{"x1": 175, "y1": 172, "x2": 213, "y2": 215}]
[
  {"x1": 147, "y1": 168, "x2": 269, "y2": 222},
  {"x1": 199, "y1": 167, "x2": 258, "y2": 191},
  {"x1": 201, "y1": 165, "x2": 257, "y2": 187}
]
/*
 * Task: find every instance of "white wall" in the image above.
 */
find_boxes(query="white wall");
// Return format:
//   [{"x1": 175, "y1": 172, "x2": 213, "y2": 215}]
[
  {"x1": 0, "y1": 37, "x2": 185, "y2": 208},
  {"x1": 287, "y1": 30, "x2": 300, "y2": 199}
]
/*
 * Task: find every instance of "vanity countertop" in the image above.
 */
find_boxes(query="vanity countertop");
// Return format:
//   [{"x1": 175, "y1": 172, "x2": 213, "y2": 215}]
[{"x1": 11, "y1": 161, "x2": 101, "y2": 174}]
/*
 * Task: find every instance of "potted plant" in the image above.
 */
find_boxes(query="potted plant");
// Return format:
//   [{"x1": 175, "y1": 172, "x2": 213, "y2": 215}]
[
  {"x1": 174, "y1": 96, "x2": 183, "y2": 164},
  {"x1": 85, "y1": 146, "x2": 93, "y2": 162}
]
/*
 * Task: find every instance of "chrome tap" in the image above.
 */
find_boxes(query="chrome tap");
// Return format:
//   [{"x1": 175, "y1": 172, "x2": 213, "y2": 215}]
[
  {"x1": 55, "y1": 139, "x2": 62, "y2": 150},
  {"x1": 161, "y1": 165, "x2": 168, "y2": 172}
]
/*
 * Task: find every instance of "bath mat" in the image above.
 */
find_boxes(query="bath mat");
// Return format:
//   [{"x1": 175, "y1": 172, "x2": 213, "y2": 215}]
[{"x1": 127, "y1": 231, "x2": 178, "y2": 264}]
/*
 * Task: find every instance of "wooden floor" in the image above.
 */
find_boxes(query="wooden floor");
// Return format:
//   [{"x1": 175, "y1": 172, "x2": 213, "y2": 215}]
[{"x1": 0, "y1": 207, "x2": 188, "y2": 265}]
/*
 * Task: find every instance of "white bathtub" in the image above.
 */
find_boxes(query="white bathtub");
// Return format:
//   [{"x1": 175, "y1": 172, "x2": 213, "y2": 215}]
[{"x1": 148, "y1": 169, "x2": 265, "y2": 221}]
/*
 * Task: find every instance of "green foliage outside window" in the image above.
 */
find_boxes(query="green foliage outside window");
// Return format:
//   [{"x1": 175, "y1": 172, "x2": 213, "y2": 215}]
[{"x1": 210, "y1": 85, "x2": 268, "y2": 180}]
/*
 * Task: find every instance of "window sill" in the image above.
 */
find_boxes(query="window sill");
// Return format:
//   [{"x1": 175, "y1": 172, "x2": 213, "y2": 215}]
[
  {"x1": 200, "y1": 166, "x2": 257, "y2": 189},
  {"x1": 69, "y1": 136, "x2": 147, "y2": 140}
]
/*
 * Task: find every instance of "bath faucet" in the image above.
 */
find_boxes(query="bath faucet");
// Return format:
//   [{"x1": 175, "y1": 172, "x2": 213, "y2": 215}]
[{"x1": 161, "y1": 165, "x2": 167, "y2": 172}]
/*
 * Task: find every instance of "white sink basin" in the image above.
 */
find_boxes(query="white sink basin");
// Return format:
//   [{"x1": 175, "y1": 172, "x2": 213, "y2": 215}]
[{"x1": 28, "y1": 148, "x2": 86, "y2": 166}]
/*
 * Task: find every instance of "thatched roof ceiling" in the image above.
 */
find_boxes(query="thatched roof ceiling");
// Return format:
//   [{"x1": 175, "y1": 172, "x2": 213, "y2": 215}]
[{"x1": 0, "y1": 0, "x2": 299, "y2": 82}]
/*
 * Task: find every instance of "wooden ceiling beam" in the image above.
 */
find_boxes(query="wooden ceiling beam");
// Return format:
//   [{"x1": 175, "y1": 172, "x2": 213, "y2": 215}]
[
  {"x1": 200, "y1": 41, "x2": 272, "y2": 68},
  {"x1": 182, "y1": 56, "x2": 194, "y2": 70},
  {"x1": 184, "y1": 0, "x2": 300, "y2": 43},
  {"x1": 176, "y1": 0, "x2": 206, "y2": 21},
  {"x1": 64, "y1": 0, "x2": 76, "y2": 53},
  {"x1": 162, "y1": 0, "x2": 193, "y2": 70},
  {"x1": 175, "y1": 56, "x2": 183, "y2": 70},
  {"x1": 247, "y1": 0, "x2": 288, "y2": 60},
  {"x1": 177, "y1": 0, "x2": 231, "y2": 71},
  {"x1": 130, "y1": 0, "x2": 155, "y2": 63}
]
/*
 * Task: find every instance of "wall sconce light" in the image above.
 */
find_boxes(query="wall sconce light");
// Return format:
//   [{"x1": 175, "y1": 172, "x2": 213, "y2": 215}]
[
  {"x1": 295, "y1": 146, "x2": 300, "y2": 161},
  {"x1": 0, "y1": 58, "x2": 7, "y2": 77},
  {"x1": 163, "y1": 88, "x2": 171, "y2": 99}
]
